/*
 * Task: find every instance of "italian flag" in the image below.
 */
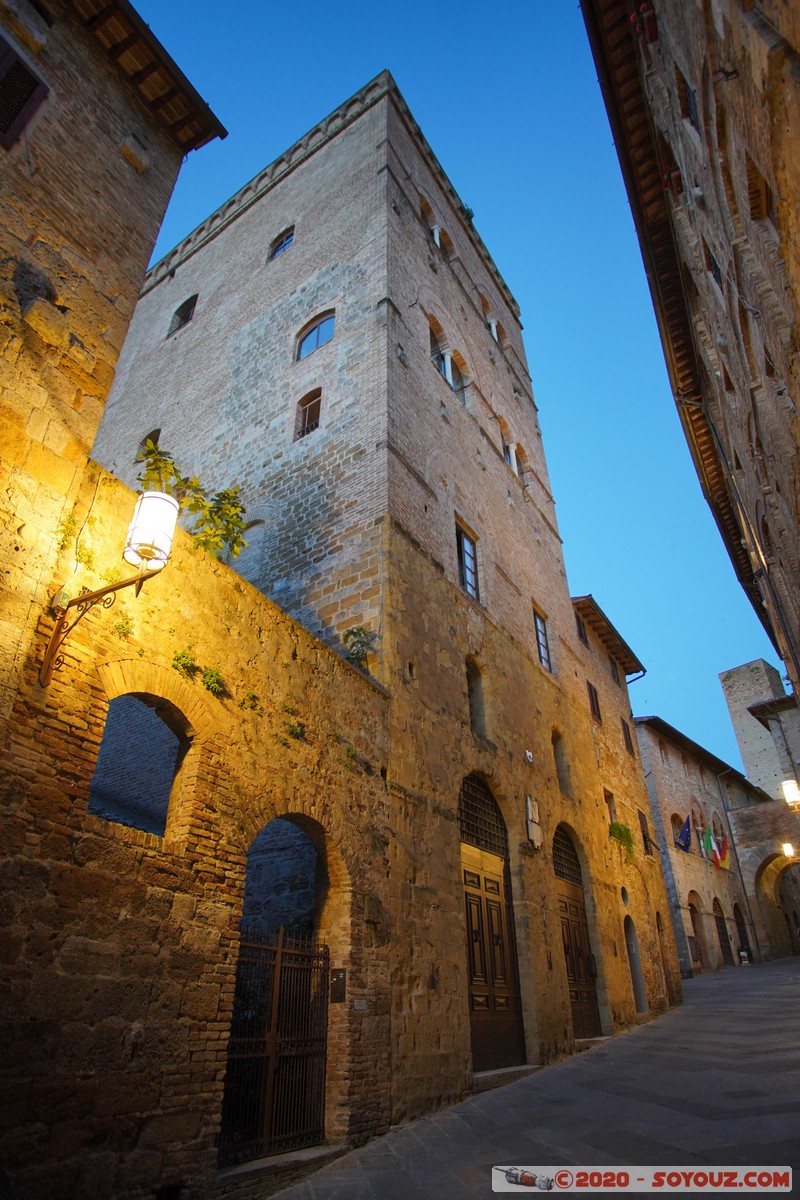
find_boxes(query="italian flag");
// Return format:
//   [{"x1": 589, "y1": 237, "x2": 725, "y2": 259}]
[
  {"x1": 702, "y1": 825, "x2": 721, "y2": 868},
  {"x1": 718, "y1": 835, "x2": 730, "y2": 870}
]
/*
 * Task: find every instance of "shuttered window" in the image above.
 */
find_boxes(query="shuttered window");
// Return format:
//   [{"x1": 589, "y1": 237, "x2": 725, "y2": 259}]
[{"x1": 0, "y1": 37, "x2": 48, "y2": 150}]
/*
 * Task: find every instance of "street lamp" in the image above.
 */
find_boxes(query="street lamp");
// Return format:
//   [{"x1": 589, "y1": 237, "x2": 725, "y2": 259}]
[
  {"x1": 39, "y1": 491, "x2": 179, "y2": 687},
  {"x1": 783, "y1": 843, "x2": 795, "y2": 859},
  {"x1": 781, "y1": 780, "x2": 800, "y2": 811}
]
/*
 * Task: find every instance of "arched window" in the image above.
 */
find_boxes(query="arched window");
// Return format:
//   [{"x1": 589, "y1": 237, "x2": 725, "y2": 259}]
[
  {"x1": 671, "y1": 813, "x2": 687, "y2": 846},
  {"x1": 268, "y1": 225, "x2": 294, "y2": 260},
  {"x1": 439, "y1": 228, "x2": 454, "y2": 262},
  {"x1": 451, "y1": 355, "x2": 466, "y2": 405},
  {"x1": 514, "y1": 444, "x2": 528, "y2": 477},
  {"x1": 136, "y1": 428, "x2": 161, "y2": 461},
  {"x1": 458, "y1": 774, "x2": 508, "y2": 858},
  {"x1": 88, "y1": 694, "x2": 190, "y2": 835},
  {"x1": 167, "y1": 294, "x2": 198, "y2": 337},
  {"x1": 296, "y1": 312, "x2": 335, "y2": 361},
  {"x1": 295, "y1": 388, "x2": 322, "y2": 440},
  {"x1": 466, "y1": 658, "x2": 486, "y2": 738},
  {"x1": 552, "y1": 825, "x2": 582, "y2": 885},
  {"x1": 497, "y1": 416, "x2": 515, "y2": 469},
  {"x1": 430, "y1": 325, "x2": 446, "y2": 377}
]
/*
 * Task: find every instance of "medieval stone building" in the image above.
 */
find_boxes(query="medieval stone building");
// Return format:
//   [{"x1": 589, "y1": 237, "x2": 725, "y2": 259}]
[
  {"x1": 636, "y1": 715, "x2": 764, "y2": 976},
  {"x1": 718, "y1": 659, "x2": 800, "y2": 956},
  {"x1": 580, "y1": 0, "x2": 800, "y2": 696},
  {"x1": 3, "y1": 39, "x2": 684, "y2": 1200}
]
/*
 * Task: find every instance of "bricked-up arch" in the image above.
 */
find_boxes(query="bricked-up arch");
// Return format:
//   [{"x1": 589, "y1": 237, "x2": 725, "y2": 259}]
[
  {"x1": 465, "y1": 658, "x2": 487, "y2": 739},
  {"x1": 687, "y1": 890, "x2": 708, "y2": 968},
  {"x1": 88, "y1": 693, "x2": 190, "y2": 835}
]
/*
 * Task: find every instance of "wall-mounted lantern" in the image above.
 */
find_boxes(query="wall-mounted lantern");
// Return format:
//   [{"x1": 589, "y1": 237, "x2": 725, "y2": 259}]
[
  {"x1": 782, "y1": 843, "x2": 795, "y2": 859},
  {"x1": 39, "y1": 491, "x2": 179, "y2": 687},
  {"x1": 781, "y1": 780, "x2": 800, "y2": 811}
]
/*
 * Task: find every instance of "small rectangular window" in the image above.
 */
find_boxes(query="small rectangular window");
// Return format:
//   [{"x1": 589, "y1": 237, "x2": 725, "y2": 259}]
[
  {"x1": 676, "y1": 67, "x2": 699, "y2": 131},
  {"x1": 610, "y1": 657, "x2": 620, "y2": 686},
  {"x1": 621, "y1": 718, "x2": 635, "y2": 756},
  {"x1": 456, "y1": 524, "x2": 479, "y2": 601},
  {"x1": 0, "y1": 36, "x2": 48, "y2": 150},
  {"x1": 638, "y1": 808, "x2": 654, "y2": 856},
  {"x1": 746, "y1": 153, "x2": 775, "y2": 223},
  {"x1": 587, "y1": 681, "x2": 601, "y2": 723},
  {"x1": 704, "y1": 240, "x2": 722, "y2": 288},
  {"x1": 533, "y1": 609, "x2": 551, "y2": 672},
  {"x1": 576, "y1": 613, "x2": 588, "y2": 645}
]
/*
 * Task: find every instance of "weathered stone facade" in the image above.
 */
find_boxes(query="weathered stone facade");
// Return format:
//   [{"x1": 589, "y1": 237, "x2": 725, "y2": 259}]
[
  {"x1": 4, "y1": 60, "x2": 685, "y2": 1200},
  {"x1": 581, "y1": 0, "x2": 800, "y2": 696},
  {"x1": 636, "y1": 716, "x2": 762, "y2": 977},
  {"x1": 717, "y1": 659, "x2": 800, "y2": 957}
]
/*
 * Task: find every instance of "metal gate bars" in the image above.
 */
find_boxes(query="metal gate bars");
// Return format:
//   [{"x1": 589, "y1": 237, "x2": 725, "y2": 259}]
[{"x1": 218, "y1": 926, "x2": 330, "y2": 1166}]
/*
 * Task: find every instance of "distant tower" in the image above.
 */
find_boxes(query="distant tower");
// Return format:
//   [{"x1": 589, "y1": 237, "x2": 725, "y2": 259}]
[{"x1": 720, "y1": 660, "x2": 798, "y2": 796}]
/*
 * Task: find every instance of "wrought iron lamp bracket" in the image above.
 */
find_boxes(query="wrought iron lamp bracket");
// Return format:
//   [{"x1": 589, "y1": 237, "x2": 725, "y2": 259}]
[{"x1": 39, "y1": 567, "x2": 159, "y2": 687}]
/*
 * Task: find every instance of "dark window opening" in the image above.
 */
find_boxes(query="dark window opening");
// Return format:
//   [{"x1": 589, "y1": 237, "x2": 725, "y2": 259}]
[
  {"x1": 676, "y1": 67, "x2": 699, "y2": 131},
  {"x1": 576, "y1": 613, "x2": 588, "y2": 645},
  {"x1": 0, "y1": 36, "x2": 48, "y2": 150},
  {"x1": 534, "y1": 609, "x2": 551, "y2": 672},
  {"x1": 88, "y1": 694, "x2": 189, "y2": 836},
  {"x1": 268, "y1": 226, "x2": 295, "y2": 260},
  {"x1": 587, "y1": 681, "x2": 602, "y2": 723},
  {"x1": 295, "y1": 389, "x2": 321, "y2": 440},
  {"x1": 168, "y1": 294, "x2": 198, "y2": 337},
  {"x1": 621, "y1": 718, "x2": 635, "y2": 756},
  {"x1": 638, "y1": 808, "x2": 654, "y2": 856},
  {"x1": 456, "y1": 524, "x2": 479, "y2": 600},
  {"x1": 610, "y1": 657, "x2": 620, "y2": 686}
]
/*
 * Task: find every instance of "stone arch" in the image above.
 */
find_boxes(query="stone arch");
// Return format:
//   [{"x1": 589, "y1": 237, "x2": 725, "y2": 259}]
[
  {"x1": 712, "y1": 897, "x2": 734, "y2": 965},
  {"x1": 458, "y1": 773, "x2": 526, "y2": 1070},
  {"x1": 552, "y1": 823, "x2": 604, "y2": 1037},
  {"x1": 220, "y1": 809, "x2": 356, "y2": 1159},
  {"x1": 90, "y1": 661, "x2": 218, "y2": 840},
  {"x1": 755, "y1": 851, "x2": 798, "y2": 957},
  {"x1": 687, "y1": 889, "x2": 709, "y2": 969}
]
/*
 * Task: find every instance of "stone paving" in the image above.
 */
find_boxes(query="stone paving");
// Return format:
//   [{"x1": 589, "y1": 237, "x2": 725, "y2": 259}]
[{"x1": 273, "y1": 958, "x2": 800, "y2": 1199}]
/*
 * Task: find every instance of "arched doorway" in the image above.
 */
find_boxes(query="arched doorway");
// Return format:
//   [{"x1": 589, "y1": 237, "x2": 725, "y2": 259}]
[
  {"x1": 459, "y1": 775, "x2": 525, "y2": 1071},
  {"x1": 733, "y1": 904, "x2": 752, "y2": 962},
  {"x1": 712, "y1": 899, "x2": 734, "y2": 966},
  {"x1": 553, "y1": 825, "x2": 601, "y2": 1038},
  {"x1": 624, "y1": 916, "x2": 648, "y2": 1013},
  {"x1": 219, "y1": 818, "x2": 332, "y2": 1165},
  {"x1": 687, "y1": 892, "x2": 707, "y2": 970}
]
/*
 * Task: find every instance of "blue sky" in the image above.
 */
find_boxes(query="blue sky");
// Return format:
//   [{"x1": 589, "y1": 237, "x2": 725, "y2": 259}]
[{"x1": 134, "y1": 0, "x2": 779, "y2": 768}]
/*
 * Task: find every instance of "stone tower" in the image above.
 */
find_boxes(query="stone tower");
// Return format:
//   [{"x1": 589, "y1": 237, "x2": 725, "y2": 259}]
[{"x1": 90, "y1": 69, "x2": 680, "y2": 1169}]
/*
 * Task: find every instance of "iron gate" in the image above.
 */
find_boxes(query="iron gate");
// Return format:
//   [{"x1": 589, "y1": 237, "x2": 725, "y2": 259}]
[{"x1": 218, "y1": 926, "x2": 329, "y2": 1166}]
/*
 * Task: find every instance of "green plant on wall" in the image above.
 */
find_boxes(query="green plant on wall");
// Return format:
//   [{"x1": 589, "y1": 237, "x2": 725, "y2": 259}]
[
  {"x1": 238, "y1": 689, "x2": 263, "y2": 713},
  {"x1": 609, "y1": 821, "x2": 635, "y2": 862},
  {"x1": 135, "y1": 439, "x2": 248, "y2": 560},
  {"x1": 201, "y1": 667, "x2": 226, "y2": 696},
  {"x1": 113, "y1": 616, "x2": 133, "y2": 639},
  {"x1": 171, "y1": 648, "x2": 197, "y2": 679},
  {"x1": 342, "y1": 625, "x2": 378, "y2": 671}
]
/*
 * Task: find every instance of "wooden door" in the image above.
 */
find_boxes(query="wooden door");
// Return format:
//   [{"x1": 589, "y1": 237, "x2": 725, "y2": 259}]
[
  {"x1": 462, "y1": 843, "x2": 526, "y2": 1071},
  {"x1": 557, "y1": 879, "x2": 602, "y2": 1038}
]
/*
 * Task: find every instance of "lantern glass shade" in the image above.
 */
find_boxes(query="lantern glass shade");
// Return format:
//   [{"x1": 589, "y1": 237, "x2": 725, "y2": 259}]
[
  {"x1": 783, "y1": 843, "x2": 795, "y2": 859},
  {"x1": 123, "y1": 491, "x2": 179, "y2": 570},
  {"x1": 781, "y1": 780, "x2": 800, "y2": 808}
]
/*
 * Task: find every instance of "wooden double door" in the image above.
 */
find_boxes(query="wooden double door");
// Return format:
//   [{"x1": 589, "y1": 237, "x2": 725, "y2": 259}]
[
  {"x1": 462, "y1": 844, "x2": 526, "y2": 1072},
  {"x1": 557, "y1": 879, "x2": 602, "y2": 1039}
]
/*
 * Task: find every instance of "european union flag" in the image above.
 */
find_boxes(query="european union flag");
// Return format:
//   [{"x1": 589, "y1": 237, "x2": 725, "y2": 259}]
[{"x1": 676, "y1": 815, "x2": 691, "y2": 852}]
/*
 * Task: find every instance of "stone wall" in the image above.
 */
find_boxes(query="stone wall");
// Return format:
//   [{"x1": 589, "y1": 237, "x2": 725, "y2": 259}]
[
  {"x1": 636, "y1": 720, "x2": 760, "y2": 975},
  {"x1": 0, "y1": 4, "x2": 184, "y2": 726},
  {"x1": 1, "y1": 467, "x2": 392, "y2": 1200}
]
